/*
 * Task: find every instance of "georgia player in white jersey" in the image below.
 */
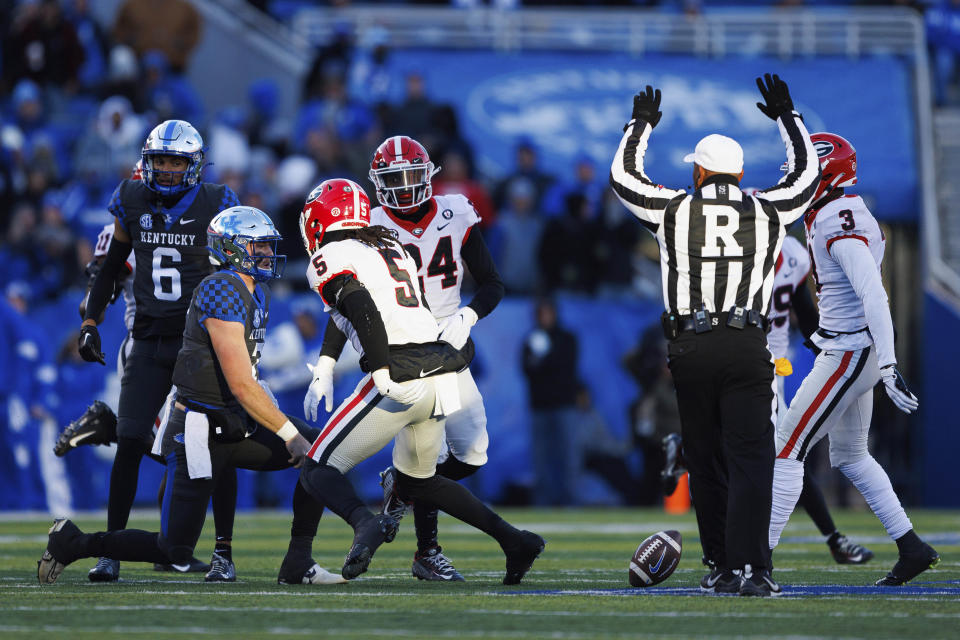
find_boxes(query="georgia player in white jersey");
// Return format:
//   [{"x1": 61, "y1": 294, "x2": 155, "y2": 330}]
[
  {"x1": 298, "y1": 178, "x2": 543, "y2": 583},
  {"x1": 305, "y1": 136, "x2": 505, "y2": 582},
  {"x1": 768, "y1": 133, "x2": 938, "y2": 587}
]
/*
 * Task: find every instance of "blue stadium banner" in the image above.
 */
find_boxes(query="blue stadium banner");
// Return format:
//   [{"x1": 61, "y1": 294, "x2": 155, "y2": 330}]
[{"x1": 393, "y1": 52, "x2": 918, "y2": 221}]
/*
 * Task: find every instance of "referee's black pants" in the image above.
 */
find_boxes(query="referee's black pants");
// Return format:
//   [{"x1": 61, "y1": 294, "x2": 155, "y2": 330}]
[{"x1": 667, "y1": 323, "x2": 775, "y2": 571}]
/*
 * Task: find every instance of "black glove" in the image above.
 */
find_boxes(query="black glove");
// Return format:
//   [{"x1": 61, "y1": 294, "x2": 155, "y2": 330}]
[
  {"x1": 78, "y1": 324, "x2": 106, "y2": 365},
  {"x1": 755, "y1": 73, "x2": 795, "y2": 121},
  {"x1": 630, "y1": 85, "x2": 662, "y2": 129}
]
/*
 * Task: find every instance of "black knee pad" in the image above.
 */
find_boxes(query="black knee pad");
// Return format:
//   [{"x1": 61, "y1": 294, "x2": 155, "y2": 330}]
[
  {"x1": 116, "y1": 436, "x2": 150, "y2": 459},
  {"x1": 436, "y1": 457, "x2": 482, "y2": 481}
]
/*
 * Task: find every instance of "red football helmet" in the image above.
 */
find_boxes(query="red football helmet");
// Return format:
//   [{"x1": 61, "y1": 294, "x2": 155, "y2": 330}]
[
  {"x1": 369, "y1": 135, "x2": 439, "y2": 210},
  {"x1": 299, "y1": 178, "x2": 370, "y2": 254},
  {"x1": 810, "y1": 132, "x2": 857, "y2": 203}
]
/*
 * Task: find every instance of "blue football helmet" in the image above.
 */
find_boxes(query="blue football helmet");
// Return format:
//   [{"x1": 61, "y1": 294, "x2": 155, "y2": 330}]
[
  {"x1": 207, "y1": 206, "x2": 286, "y2": 282},
  {"x1": 141, "y1": 119, "x2": 205, "y2": 195}
]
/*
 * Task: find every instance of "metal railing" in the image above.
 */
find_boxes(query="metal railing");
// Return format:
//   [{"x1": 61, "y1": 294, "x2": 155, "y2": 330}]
[{"x1": 291, "y1": 6, "x2": 924, "y2": 58}]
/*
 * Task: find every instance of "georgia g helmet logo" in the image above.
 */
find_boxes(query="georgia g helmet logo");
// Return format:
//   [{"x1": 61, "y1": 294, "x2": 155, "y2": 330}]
[{"x1": 813, "y1": 139, "x2": 836, "y2": 159}]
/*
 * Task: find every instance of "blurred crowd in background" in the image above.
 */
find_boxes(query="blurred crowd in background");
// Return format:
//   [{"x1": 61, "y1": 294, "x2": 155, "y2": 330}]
[{"x1": 0, "y1": 0, "x2": 948, "y2": 510}]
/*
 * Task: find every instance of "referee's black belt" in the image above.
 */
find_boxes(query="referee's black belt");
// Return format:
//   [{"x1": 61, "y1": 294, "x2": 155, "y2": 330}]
[{"x1": 663, "y1": 306, "x2": 769, "y2": 340}]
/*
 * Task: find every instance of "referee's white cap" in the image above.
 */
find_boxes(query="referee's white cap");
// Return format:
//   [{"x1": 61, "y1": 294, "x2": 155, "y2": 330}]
[{"x1": 683, "y1": 134, "x2": 744, "y2": 174}]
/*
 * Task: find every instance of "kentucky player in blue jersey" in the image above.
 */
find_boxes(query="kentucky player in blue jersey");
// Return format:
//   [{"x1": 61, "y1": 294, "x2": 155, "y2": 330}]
[
  {"x1": 40, "y1": 206, "x2": 344, "y2": 586},
  {"x1": 76, "y1": 120, "x2": 242, "y2": 582}
]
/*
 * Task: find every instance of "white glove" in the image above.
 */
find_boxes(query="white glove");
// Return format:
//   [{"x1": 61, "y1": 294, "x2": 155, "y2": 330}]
[
  {"x1": 372, "y1": 368, "x2": 427, "y2": 405},
  {"x1": 303, "y1": 355, "x2": 336, "y2": 422},
  {"x1": 880, "y1": 365, "x2": 919, "y2": 414},
  {"x1": 438, "y1": 306, "x2": 478, "y2": 350}
]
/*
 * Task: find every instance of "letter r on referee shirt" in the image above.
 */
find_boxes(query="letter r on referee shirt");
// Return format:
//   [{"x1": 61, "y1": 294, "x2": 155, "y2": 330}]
[{"x1": 702, "y1": 205, "x2": 743, "y2": 258}]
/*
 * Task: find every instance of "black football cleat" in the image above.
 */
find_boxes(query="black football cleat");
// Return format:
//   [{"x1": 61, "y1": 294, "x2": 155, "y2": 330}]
[
  {"x1": 876, "y1": 543, "x2": 940, "y2": 586},
  {"x1": 88, "y1": 557, "x2": 119, "y2": 582},
  {"x1": 54, "y1": 401, "x2": 118, "y2": 457},
  {"x1": 502, "y1": 530, "x2": 545, "y2": 585},
  {"x1": 154, "y1": 556, "x2": 211, "y2": 573},
  {"x1": 412, "y1": 546, "x2": 465, "y2": 582},
  {"x1": 379, "y1": 466, "x2": 411, "y2": 523},
  {"x1": 660, "y1": 433, "x2": 686, "y2": 496},
  {"x1": 204, "y1": 552, "x2": 236, "y2": 582},
  {"x1": 828, "y1": 534, "x2": 874, "y2": 565},
  {"x1": 341, "y1": 514, "x2": 398, "y2": 580},
  {"x1": 38, "y1": 519, "x2": 84, "y2": 584}
]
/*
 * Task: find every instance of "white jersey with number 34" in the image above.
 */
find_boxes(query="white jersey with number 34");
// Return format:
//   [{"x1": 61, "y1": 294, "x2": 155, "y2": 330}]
[
  {"x1": 806, "y1": 194, "x2": 885, "y2": 352},
  {"x1": 305, "y1": 238, "x2": 439, "y2": 355},
  {"x1": 371, "y1": 194, "x2": 480, "y2": 320}
]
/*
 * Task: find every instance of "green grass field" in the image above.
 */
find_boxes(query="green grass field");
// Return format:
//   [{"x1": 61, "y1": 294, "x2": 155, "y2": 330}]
[{"x1": 1, "y1": 507, "x2": 957, "y2": 639}]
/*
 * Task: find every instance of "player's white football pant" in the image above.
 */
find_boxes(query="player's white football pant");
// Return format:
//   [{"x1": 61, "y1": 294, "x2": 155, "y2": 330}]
[
  {"x1": 775, "y1": 346, "x2": 878, "y2": 464},
  {"x1": 435, "y1": 367, "x2": 488, "y2": 467},
  {"x1": 307, "y1": 373, "x2": 446, "y2": 479}
]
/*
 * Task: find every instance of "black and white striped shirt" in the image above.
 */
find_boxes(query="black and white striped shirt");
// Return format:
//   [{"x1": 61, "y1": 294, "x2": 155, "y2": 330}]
[{"x1": 610, "y1": 112, "x2": 820, "y2": 316}]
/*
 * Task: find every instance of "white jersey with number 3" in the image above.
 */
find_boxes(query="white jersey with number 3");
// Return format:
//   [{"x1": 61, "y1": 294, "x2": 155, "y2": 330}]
[
  {"x1": 766, "y1": 235, "x2": 811, "y2": 360},
  {"x1": 371, "y1": 194, "x2": 480, "y2": 320},
  {"x1": 806, "y1": 195, "x2": 885, "y2": 352},
  {"x1": 306, "y1": 238, "x2": 439, "y2": 355}
]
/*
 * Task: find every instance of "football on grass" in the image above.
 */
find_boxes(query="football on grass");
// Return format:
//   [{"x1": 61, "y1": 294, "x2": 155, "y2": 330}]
[{"x1": 628, "y1": 530, "x2": 682, "y2": 587}]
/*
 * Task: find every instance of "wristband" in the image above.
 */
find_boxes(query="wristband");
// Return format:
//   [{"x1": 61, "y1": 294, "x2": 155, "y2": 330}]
[{"x1": 276, "y1": 420, "x2": 298, "y2": 442}]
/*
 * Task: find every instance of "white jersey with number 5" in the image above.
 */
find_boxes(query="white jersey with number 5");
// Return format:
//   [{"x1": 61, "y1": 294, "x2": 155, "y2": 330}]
[
  {"x1": 94, "y1": 223, "x2": 137, "y2": 332},
  {"x1": 806, "y1": 195, "x2": 885, "y2": 353},
  {"x1": 305, "y1": 238, "x2": 439, "y2": 355},
  {"x1": 371, "y1": 194, "x2": 480, "y2": 320},
  {"x1": 766, "y1": 235, "x2": 811, "y2": 360}
]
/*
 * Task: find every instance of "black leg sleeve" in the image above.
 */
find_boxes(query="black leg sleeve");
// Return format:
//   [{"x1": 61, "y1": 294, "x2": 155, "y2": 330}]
[
  {"x1": 299, "y1": 458, "x2": 370, "y2": 528},
  {"x1": 414, "y1": 458, "x2": 483, "y2": 551},
  {"x1": 87, "y1": 530, "x2": 170, "y2": 564},
  {"x1": 798, "y1": 469, "x2": 836, "y2": 537},
  {"x1": 212, "y1": 467, "x2": 238, "y2": 541},
  {"x1": 107, "y1": 437, "x2": 151, "y2": 531},
  {"x1": 397, "y1": 471, "x2": 519, "y2": 548}
]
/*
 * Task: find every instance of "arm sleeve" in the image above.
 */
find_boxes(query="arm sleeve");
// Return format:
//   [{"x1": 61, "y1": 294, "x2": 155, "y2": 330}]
[
  {"x1": 791, "y1": 282, "x2": 820, "y2": 339},
  {"x1": 831, "y1": 239, "x2": 896, "y2": 367},
  {"x1": 83, "y1": 232, "x2": 132, "y2": 324},
  {"x1": 321, "y1": 274, "x2": 389, "y2": 371},
  {"x1": 320, "y1": 317, "x2": 348, "y2": 359},
  {"x1": 460, "y1": 227, "x2": 504, "y2": 320},
  {"x1": 608, "y1": 120, "x2": 685, "y2": 232},
  {"x1": 758, "y1": 112, "x2": 821, "y2": 225},
  {"x1": 195, "y1": 278, "x2": 246, "y2": 324}
]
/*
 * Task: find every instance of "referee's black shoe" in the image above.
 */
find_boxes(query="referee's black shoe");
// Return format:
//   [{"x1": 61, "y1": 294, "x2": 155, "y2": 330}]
[
  {"x1": 738, "y1": 565, "x2": 782, "y2": 597},
  {"x1": 700, "y1": 566, "x2": 740, "y2": 594}
]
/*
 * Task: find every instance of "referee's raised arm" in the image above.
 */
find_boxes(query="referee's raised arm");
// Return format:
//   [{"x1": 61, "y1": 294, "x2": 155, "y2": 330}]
[
  {"x1": 754, "y1": 74, "x2": 821, "y2": 225},
  {"x1": 609, "y1": 86, "x2": 686, "y2": 232}
]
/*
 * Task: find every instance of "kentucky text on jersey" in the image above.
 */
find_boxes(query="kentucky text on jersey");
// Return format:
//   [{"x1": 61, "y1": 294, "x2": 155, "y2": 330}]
[{"x1": 139, "y1": 232, "x2": 197, "y2": 246}]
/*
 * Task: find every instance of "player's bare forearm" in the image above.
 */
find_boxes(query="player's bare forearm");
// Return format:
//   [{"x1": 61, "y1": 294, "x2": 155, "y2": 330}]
[{"x1": 206, "y1": 317, "x2": 288, "y2": 431}]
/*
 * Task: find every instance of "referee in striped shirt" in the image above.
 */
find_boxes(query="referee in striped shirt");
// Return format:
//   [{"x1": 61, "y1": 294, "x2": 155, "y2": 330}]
[{"x1": 610, "y1": 74, "x2": 820, "y2": 596}]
